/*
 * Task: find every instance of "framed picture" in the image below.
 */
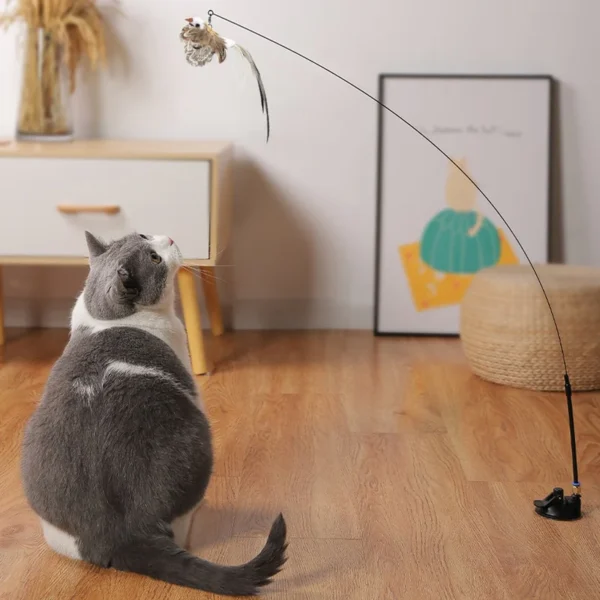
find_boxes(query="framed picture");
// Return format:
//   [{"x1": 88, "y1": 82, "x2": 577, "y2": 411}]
[{"x1": 374, "y1": 74, "x2": 552, "y2": 336}]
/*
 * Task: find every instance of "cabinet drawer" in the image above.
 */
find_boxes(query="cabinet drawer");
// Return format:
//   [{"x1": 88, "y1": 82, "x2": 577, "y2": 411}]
[{"x1": 0, "y1": 157, "x2": 211, "y2": 259}]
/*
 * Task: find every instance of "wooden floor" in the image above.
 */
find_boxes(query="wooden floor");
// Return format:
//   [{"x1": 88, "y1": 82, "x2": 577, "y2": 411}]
[{"x1": 1, "y1": 329, "x2": 600, "y2": 599}]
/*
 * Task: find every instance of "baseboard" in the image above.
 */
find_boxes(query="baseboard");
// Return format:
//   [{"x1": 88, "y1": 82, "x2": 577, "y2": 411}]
[
  {"x1": 230, "y1": 299, "x2": 372, "y2": 330},
  {"x1": 4, "y1": 297, "x2": 73, "y2": 329},
  {"x1": 3, "y1": 296, "x2": 373, "y2": 330}
]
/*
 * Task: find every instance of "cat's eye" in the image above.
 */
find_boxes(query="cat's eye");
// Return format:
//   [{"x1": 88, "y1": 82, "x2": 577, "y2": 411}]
[
  {"x1": 150, "y1": 252, "x2": 162, "y2": 264},
  {"x1": 195, "y1": 23, "x2": 200, "y2": 27},
  {"x1": 139, "y1": 234, "x2": 149, "y2": 240}
]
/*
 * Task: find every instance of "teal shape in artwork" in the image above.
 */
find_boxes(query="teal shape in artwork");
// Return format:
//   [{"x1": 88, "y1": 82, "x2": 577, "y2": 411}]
[{"x1": 419, "y1": 208, "x2": 501, "y2": 274}]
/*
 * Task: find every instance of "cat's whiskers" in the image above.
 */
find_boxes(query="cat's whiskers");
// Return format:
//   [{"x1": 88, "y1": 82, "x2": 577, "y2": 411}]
[
  {"x1": 199, "y1": 270, "x2": 228, "y2": 285},
  {"x1": 207, "y1": 244, "x2": 230, "y2": 264},
  {"x1": 179, "y1": 265, "x2": 229, "y2": 286}
]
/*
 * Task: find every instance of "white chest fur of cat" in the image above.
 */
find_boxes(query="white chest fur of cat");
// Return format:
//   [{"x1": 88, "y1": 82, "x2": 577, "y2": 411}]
[
  {"x1": 71, "y1": 234, "x2": 196, "y2": 382},
  {"x1": 71, "y1": 284, "x2": 198, "y2": 404},
  {"x1": 20, "y1": 230, "x2": 288, "y2": 597}
]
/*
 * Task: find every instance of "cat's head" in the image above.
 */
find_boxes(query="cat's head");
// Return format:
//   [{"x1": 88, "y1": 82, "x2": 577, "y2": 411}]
[{"x1": 83, "y1": 231, "x2": 183, "y2": 320}]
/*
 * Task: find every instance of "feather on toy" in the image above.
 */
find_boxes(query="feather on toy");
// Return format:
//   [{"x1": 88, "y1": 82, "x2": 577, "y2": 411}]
[{"x1": 180, "y1": 16, "x2": 270, "y2": 140}]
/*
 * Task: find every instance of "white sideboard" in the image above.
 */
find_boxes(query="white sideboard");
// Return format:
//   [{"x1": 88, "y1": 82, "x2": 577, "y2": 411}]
[{"x1": 0, "y1": 139, "x2": 234, "y2": 375}]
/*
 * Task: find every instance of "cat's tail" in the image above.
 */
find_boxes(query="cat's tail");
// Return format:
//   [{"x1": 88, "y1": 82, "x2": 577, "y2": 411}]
[{"x1": 110, "y1": 513, "x2": 287, "y2": 597}]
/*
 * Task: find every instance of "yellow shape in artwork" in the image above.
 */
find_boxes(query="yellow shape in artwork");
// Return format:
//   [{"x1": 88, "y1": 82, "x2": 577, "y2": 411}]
[{"x1": 398, "y1": 228, "x2": 519, "y2": 312}]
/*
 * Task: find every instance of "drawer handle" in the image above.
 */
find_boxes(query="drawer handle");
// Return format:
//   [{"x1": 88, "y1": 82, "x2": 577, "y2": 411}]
[{"x1": 57, "y1": 204, "x2": 121, "y2": 215}]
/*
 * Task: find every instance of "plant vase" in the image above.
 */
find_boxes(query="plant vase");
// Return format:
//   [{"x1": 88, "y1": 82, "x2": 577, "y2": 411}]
[{"x1": 17, "y1": 27, "x2": 73, "y2": 142}]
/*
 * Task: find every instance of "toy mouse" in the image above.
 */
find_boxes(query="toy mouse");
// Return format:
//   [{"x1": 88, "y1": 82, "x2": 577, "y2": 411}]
[{"x1": 180, "y1": 16, "x2": 270, "y2": 140}]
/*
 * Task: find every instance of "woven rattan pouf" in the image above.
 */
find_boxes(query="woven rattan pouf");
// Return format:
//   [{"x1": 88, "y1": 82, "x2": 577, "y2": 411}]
[{"x1": 460, "y1": 264, "x2": 600, "y2": 391}]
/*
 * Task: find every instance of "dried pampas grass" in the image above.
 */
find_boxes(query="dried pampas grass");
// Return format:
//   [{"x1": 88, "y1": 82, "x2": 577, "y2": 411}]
[{"x1": 0, "y1": 0, "x2": 111, "y2": 137}]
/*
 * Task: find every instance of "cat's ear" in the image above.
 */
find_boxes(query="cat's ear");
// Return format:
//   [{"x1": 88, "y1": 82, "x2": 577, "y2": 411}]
[
  {"x1": 116, "y1": 266, "x2": 140, "y2": 302},
  {"x1": 85, "y1": 231, "x2": 108, "y2": 258}
]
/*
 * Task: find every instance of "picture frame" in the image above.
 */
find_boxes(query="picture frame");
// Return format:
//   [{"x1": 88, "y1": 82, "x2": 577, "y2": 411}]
[{"x1": 374, "y1": 74, "x2": 553, "y2": 336}]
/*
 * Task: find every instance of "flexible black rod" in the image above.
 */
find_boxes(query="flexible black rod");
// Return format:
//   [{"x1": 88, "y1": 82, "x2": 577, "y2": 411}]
[{"x1": 208, "y1": 10, "x2": 580, "y2": 490}]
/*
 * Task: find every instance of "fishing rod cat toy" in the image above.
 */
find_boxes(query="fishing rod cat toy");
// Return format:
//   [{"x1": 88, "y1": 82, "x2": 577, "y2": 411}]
[{"x1": 180, "y1": 10, "x2": 582, "y2": 521}]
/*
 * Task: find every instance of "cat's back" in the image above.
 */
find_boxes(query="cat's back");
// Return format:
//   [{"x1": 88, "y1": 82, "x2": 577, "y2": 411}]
[
  {"x1": 21, "y1": 325, "x2": 211, "y2": 529},
  {"x1": 53, "y1": 324, "x2": 194, "y2": 388},
  {"x1": 25, "y1": 324, "x2": 204, "y2": 443}
]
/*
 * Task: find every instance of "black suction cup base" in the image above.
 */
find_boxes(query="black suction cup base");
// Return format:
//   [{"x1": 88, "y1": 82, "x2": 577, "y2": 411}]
[{"x1": 534, "y1": 487, "x2": 582, "y2": 521}]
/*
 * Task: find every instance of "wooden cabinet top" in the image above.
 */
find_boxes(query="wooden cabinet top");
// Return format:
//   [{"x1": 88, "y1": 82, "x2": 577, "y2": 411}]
[{"x1": 0, "y1": 139, "x2": 233, "y2": 160}]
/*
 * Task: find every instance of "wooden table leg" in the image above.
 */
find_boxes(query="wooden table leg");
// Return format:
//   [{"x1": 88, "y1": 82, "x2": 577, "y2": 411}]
[
  {"x1": 0, "y1": 266, "x2": 5, "y2": 347},
  {"x1": 177, "y1": 268, "x2": 211, "y2": 375},
  {"x1": 200, "y1": 267, "x2": 224, "y2": 337}
]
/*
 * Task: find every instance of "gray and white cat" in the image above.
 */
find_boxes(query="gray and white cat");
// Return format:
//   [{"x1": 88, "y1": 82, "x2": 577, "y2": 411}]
[{"x1": 20, "y1": 231, "x2": 287, "y2": 596}]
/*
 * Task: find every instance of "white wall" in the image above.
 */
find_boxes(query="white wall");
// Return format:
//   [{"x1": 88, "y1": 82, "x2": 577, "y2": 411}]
[{"x1": 0, "y1": 0, "x2": 599, "y2": 330}]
